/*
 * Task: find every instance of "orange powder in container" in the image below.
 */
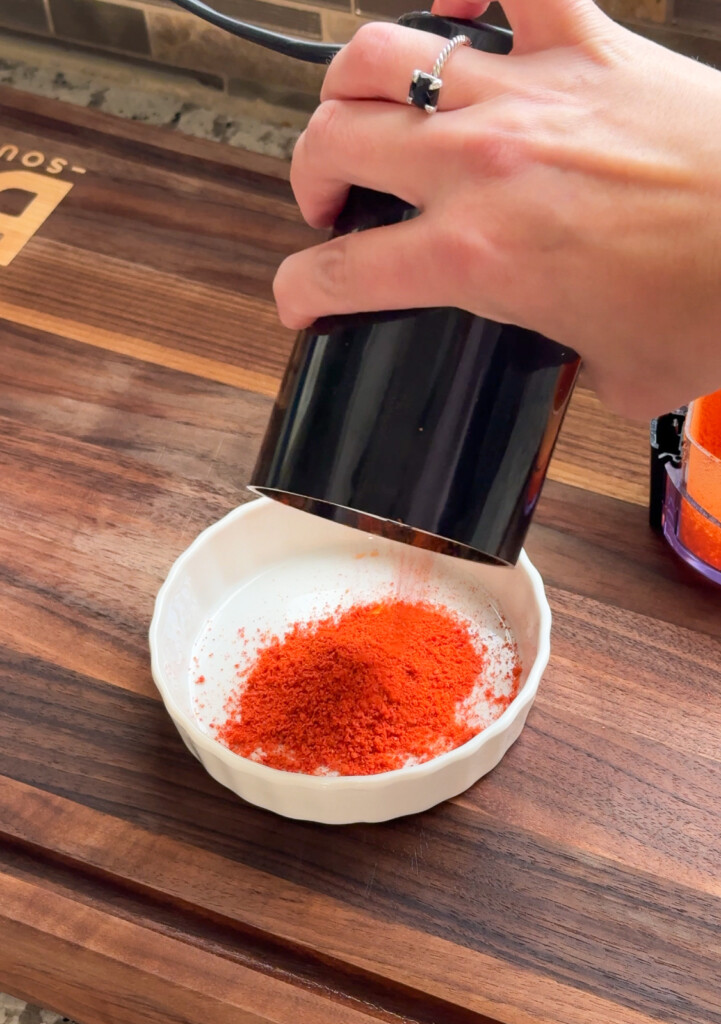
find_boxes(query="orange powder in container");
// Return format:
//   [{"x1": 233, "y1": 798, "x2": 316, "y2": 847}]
[{"x1": 679, "y1": 390, "x2": 721, "y2": 572}]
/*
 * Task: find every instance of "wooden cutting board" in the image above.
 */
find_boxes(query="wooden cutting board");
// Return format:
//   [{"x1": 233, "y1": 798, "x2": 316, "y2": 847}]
[{"x1": 1, "y1": 85, "x2": 720, "y2": 1024}]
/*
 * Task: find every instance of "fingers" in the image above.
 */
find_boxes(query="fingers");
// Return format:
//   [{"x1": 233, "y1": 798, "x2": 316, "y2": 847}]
[
  {"x1": 273, "y1": 218, "x2": 450, "y2": 329},
  {"x1": 431, "y1": 0, "x2": 605, "y2": 54},
  {"x1": 487, "y1": 0, "x2": 606, "y2": 52},
  {"x1": 431, "y1": 0, "x2": 491, "y2": 19},
  {"x1": 322, "y1": 21, "x2": 511, "y2": 108},
  {"x1": 291, "y1": 99, "x2": 442, "y2": 229}
]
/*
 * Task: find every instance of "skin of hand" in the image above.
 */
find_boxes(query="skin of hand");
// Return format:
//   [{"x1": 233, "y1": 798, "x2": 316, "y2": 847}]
[{"x1": 272, "y1": 0, "x2": 721, "y2": 419}]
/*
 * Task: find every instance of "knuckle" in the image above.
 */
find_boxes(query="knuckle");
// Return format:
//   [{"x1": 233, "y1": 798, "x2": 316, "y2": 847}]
[
  {"x1": 289, "y1": 137, "x2": 317, "y2": 223},
  {"x1": 436, "y1": 220, "x2": 478, "y2": 285},
  {"x1": 273, "y1": 237, "x2": 352, "y2": 327},
  {"x1": 473, "y1": 129, "x2": 527, "y2": 179},
  {"x1": 290, "y1": 102, "x2": 343, "y2": 215},
  {"x1": 314, "y1": 236, "x2": 351, "y2": 298},
  {"x1": 303, "y1": 98, "x2": 343, "y2": 150},
  {"x1": 272, "y1": 257, "x2": 304, "y2": 327},
  {"x1": 434, "y1": 215, "x2": 495, "y2": 307},
  {"x1": 351, "y1": 20, "x2": 398, "y2": 59},
  {"x1": 288, "y1": 130, "x2": 306, "y2": 199},
  {"x1": 456, "y1": 103, "x2": 533, "y2": 179},
  {"x1": 344, "y1": 21, "x2": 400, "y2": 79}
]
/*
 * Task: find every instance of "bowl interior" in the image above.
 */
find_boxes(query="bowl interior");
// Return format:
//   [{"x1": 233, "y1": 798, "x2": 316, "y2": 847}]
[{"x1": 152, "y1": 499, "x2": 548, "y2": 761}]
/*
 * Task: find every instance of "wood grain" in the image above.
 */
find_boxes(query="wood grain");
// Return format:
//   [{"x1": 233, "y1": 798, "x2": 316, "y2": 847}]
[
  {"x1": 1, "y1": 86, "x2": 721, "y2": 1024},
  {"x1": 0, "y1": 325, "x2": 268, "y2": 697},
  {"x1": 0, "y1": 778, "x2": 684, "y2": 1024},
  {"x1": 0, "y1": 84, "x2": 314, "y2": 384},
  {"x1": 547, "y1": 388, "x2": 650, "y2": 505},
  {"x1": 0, "y1": 870, "x2": 391, "y2": 1024},
  {"x1": 0, "y1": 300, "x2": 281, "y2": 394}
]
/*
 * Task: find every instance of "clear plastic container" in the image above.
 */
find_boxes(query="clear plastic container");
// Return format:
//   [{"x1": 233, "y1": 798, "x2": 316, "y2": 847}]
[{"x1": 663, "y1": 393, "x2": 721, "y2": 585}]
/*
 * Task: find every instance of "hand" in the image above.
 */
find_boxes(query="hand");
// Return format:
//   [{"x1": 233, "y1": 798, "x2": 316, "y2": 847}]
[{"x1": 273, "y1": 0, "x2": 721, "y2": 418}]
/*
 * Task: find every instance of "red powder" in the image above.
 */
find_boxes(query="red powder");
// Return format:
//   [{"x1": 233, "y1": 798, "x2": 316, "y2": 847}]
[{"x1": 214, "y1": 599, "x2": 521, "y2": 776}]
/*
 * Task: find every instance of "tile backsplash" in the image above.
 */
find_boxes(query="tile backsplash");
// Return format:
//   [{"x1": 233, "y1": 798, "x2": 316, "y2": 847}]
[
  {"x1": 1, "y1": 0, "x2": 52, "y2": 34},
  {"x1": 49, "y1": 0, "x2": 152, "y2": 53},
  {"x1": 673, "y1": 0, "x2": 721, "y2": 27},
  {"x1": 1, "y1": 0, "x2": 719, "y2": 105}
]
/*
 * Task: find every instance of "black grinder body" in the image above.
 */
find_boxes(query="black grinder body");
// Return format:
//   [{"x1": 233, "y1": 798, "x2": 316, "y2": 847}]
[{"x1": 251, "y1": 12, "x2": 581, "y2": 565}]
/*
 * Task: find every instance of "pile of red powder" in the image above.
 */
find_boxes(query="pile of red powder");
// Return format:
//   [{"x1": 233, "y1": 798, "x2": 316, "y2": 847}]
[{"x1": 213, "y1": 599, "x2": 521, "y2": 776}]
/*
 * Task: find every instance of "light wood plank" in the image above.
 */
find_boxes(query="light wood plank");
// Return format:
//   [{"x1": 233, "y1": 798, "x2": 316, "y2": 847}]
[
  {"x1": 0, "y1": 778, "x2": 668, "y2": 1024},
  {"x1": 0, "y1": 871, "x2": 384, "y2": 1024},
  {"x1": 548, "y1": 388, "x2": 649, "y2": 505},
  {"x1": 0, "y1": 298, "x2": 281, "y2": 396}
]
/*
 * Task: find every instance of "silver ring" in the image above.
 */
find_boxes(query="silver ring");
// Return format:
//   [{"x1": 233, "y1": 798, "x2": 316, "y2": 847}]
[{"x1": 407, "y1": 35, "x2": 472, "y2": 115}]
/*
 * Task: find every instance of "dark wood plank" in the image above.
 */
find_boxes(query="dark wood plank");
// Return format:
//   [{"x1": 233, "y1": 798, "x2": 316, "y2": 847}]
[
  {"x1": 0, "y1": 322, "x2": 271, "y2": 479},
  {"x1": 530, "y1": 480, "x2": 721, "y2": 638},
  {"x1": 0, "y1": 868, "x2": 390, "y2": 1024},
  {"x1": 0, "y1": 85, "x2": 296, "y2": 187},
  {"x1": 0, "y1": 852, "x2": 494, "y2": 1024},
  {"x1": 0, "y1": 325, "x2": 270, "y2": 697},
  {"x1": 0, "y1": 778, "x2": 664, "y2": 1024},
  {"x1": 0, "y1": 86, "x2": 318, "y2": 383},
  {"x1": 547, "y1": 387, "x2": 649, "y2": 505},
  {"x1": 1, "y1": 643, "x2": 720, "y2": 1022}
]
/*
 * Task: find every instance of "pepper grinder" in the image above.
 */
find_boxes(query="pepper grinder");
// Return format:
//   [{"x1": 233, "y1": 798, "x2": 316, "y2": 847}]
[
  {"x1": 169, "y1": 3, "x2": 582, "y2": 565},
  {"x1": 250, "y1": 13, "x2": 581, "y2": 565}
]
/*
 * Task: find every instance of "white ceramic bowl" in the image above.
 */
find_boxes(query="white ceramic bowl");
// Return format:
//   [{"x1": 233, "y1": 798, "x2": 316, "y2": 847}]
[{"x1": 149, "y1": 498, "x2": 551, "y2": 824}]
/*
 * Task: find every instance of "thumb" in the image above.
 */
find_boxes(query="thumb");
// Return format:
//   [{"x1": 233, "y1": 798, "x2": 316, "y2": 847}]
[{"x1": 431, "y1": 0, "x2": 607, "y2": 54}]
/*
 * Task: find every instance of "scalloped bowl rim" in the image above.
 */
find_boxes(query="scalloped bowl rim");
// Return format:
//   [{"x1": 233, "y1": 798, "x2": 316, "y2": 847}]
[{"x1": 149, "y1": 499, "x2": 551, "y2": 792}]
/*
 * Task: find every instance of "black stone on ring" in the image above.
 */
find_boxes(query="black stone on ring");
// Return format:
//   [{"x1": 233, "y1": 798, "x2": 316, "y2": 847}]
[{"x1": 407, "y1": 35, "x2": 472, "y2": 114}]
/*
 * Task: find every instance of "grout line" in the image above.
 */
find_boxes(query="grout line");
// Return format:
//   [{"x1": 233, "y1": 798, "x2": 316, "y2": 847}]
[
  {"x1": 131, "y1": 0, "x2": 327, "y2": 31},
  {"x1": 43, "y1": 0, "x2": 55, "y2": 34}
]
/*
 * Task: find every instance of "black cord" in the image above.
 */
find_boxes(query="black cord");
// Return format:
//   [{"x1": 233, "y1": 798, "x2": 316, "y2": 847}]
[{"x1": 167, "y1": 0, "x2": 343, "y2": 64}]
